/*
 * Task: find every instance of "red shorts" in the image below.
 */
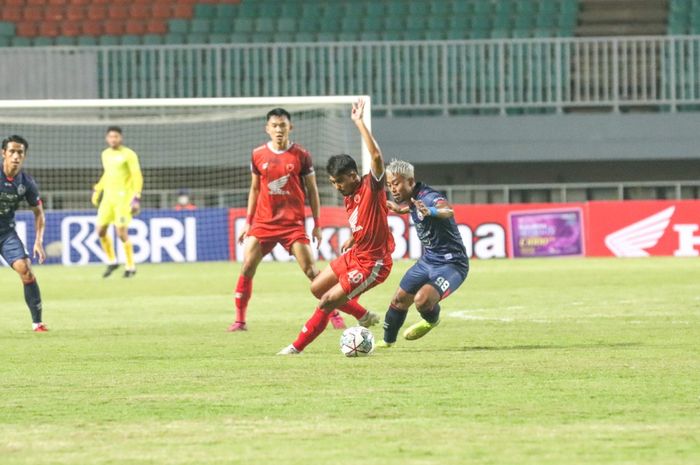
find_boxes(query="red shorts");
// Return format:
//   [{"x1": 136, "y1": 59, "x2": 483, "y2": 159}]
[
  {"x1": 330, "y1": 250, "x2": 393, "y2": 299},
  {"x1": 248, "y1": 224, "x2": 310, "y2": 255}
]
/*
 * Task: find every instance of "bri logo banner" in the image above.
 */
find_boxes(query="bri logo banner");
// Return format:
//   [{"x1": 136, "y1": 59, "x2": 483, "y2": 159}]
[{"x1": 10, "y1": 209, "x2": 229, "y2": 266}]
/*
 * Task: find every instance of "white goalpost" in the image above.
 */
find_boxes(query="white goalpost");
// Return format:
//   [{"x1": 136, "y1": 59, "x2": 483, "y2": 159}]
[
  {"x1": 0, "y1": 95, "x2": 372, "y2": 211},
  {"x1": 0, "y1": 96, "x2": 373, "y2": 266}
]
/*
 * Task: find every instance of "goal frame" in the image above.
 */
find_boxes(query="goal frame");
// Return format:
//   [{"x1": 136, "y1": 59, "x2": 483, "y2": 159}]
[{"x1": 0, "y1": 95, "x2": 373, "y2": 175}]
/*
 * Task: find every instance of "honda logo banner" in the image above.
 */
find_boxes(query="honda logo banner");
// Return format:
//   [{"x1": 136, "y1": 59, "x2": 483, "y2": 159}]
[{"x1": 586, "y1": 200, "x2": 700, "y2": 257}]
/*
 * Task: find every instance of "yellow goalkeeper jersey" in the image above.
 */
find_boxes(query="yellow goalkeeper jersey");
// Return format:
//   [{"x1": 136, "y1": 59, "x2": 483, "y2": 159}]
[{"x1": 94, "y1": 146, "x2": 143, "y2": 198}]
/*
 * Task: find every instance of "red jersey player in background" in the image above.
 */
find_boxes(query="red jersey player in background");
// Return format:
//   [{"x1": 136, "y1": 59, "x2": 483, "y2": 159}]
[
  {"x1": 228, "y1": 108, "x2": 347, "y2": 331},
  {"x1": 278, "y1": 98, "x2": 393, "y2": 355}
]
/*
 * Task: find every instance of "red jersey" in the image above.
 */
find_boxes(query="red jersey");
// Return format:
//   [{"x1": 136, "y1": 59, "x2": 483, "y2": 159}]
[
  {"x1": 251, "y1": 142, "x2": 314, "y2": 228},
  {"x1": 344, "y1": 172, "x2": 395, "y2": 262}
]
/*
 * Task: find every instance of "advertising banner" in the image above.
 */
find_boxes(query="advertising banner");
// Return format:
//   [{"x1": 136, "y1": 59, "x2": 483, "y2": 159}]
[
  {"x1": 509, "y1": 208, "x2": 585, "y2": 258},
  {"x1": 9, "y1": 209, "x2": 230, "y2": 266},
  {"x1": 6, "y1": 200, "x2": 699, "y2": 266},
  {"x1": 586, "y1": 200, "x2": 700, "y2": 257}
]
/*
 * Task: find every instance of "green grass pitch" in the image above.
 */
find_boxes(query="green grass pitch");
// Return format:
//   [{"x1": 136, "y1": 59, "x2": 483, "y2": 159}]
[{"x1": 1, "y1": 258, "x2": 699, "y2": 465}]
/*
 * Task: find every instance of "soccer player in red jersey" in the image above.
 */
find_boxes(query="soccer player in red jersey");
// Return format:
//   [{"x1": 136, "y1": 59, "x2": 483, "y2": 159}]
[
  {"x1": 228, "y1": 108, "x2": 346, "y2": 331},
  {"x1": 278, "y1": 98, "x2": 393, "y2": 354}
]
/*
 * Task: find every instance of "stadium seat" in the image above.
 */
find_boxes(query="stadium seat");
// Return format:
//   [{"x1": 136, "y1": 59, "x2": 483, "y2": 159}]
[
  {"x1": 168, "y1": 19, "x2": 189, "y2": 34},
  {"x1": 146, "y1": 20, "x2": 167, "y2": 35},
  {"x1": 97, "y1": 35, "x2": 120, "y2": 45},
  {"x1": 0, "y1": 21, "x2": 16, "y2": 36},
  {"x1": 277, "y1": 18, "x2": 297, "y2": 34},
  {"x1": 190, "y1": 18, "x2": 210, "y2": 34},
  {"x1": 142, "y1": 34, "x2": 163, "y2": 45},
  {"x1": 233, "y1": 18, "x2": 254, "y2": 33},
  {"x1": 76, "y1": 35, "x2": 98, "y2": 45},
  {"x1": 194, "y1": 4, "x2": 217, "y2": 19},
  {"x1": 212, "y1": 19, "x2": 234, "y2": 34},
  {"x1": 11, "y1": 37, "x2": 32, "y2": 46},
  {"x1": 152, "y1": 4, "x2": 172, "y2": 19},
  {"x1": 254, "y1": 18, "x2": 275, "y2": 33},
  {"x1": 33, "y1": 37, "x2": 54, "y2": 46}
]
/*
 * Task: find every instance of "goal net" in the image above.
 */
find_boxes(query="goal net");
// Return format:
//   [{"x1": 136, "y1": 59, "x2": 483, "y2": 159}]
[{"x1": 2, "y1": 96, "x2": 372, "y2": 265}]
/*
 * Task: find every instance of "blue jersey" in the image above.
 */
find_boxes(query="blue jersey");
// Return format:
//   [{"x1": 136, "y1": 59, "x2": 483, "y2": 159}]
[
  {"x1": 0, "y1": 170, "x2": 41, "y2": 234},
  {"x1": 410, "y1": 182, "x2": 468, "y2": 268}
]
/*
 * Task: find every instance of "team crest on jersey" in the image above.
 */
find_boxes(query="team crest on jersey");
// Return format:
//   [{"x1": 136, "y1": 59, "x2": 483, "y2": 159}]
[
  {"x1": 268, "y1": 174, "x2": 290, "y2": 195},
  {"x1": 262, "y1": 162, "x2": 269, "y2": 170},
  {"x1": 286, "y1": 163, "x2": 295, "y2": 172},
  {"x1": 348, "y1": 206, "x2": 363, "y2": 233},
  {"x1": 17, "y1": 184, "x2": 26, "y2": 196},
  {"x1": 354, "y1": 194, "x2": 361, "y2": 203}
]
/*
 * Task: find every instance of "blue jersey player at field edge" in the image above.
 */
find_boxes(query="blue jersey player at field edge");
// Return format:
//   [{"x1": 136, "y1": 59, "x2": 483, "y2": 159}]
[
  {"x1": 380, "y1": 159, "x2": 469, "y2": 347},
  {"x1": 1, "y1": 135, "x2": 48, "y2": 332}
]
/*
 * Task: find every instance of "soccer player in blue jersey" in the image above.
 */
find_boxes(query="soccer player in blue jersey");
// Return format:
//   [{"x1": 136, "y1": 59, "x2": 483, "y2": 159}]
[
  {"x1": 381, "y1": 159, "x2": 468, "y2": 346},
  {"x1": 1, "y1": 135, "x2": 48, "y2": 332}
]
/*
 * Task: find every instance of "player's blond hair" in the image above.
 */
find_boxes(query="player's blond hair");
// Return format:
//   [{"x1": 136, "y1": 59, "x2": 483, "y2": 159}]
[{"x1": 386, "y1": 159, "x2": 414, "y2": 179}]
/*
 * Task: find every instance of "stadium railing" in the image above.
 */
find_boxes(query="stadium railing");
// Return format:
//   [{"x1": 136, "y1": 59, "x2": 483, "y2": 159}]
[{"x1": 4, "y1": 35, "x2": 700, "y2": 115}]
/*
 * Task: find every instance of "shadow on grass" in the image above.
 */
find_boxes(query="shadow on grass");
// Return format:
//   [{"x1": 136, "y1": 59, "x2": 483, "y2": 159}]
[{"x1": 415, "y1": 342, "x2": 643, "y2": 352}]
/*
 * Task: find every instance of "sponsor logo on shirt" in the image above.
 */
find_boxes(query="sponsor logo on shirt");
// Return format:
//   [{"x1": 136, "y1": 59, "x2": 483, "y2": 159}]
[
  {"x1": 348, "y1": 206, "x2": 363, "y2": 233},
  {"x1": 268, "y1": 174, "x2": 291, "y2": 195}
]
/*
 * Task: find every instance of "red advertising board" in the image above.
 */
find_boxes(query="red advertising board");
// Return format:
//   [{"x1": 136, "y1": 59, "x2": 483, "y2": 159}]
[
  {"x1": 227, "y1": 200, "x2": 700, "y2": 261},
  {"x1": 586, "y1": 200, "x2": 700, "y2": 257}
]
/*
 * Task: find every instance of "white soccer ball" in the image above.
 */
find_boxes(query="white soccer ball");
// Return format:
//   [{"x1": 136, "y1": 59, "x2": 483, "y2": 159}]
[{"x1": 340, "y1": 326, "x2": 375, "y2": 357}]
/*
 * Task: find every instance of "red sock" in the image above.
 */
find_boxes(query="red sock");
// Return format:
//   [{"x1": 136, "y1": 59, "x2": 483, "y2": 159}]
[
  {"x1": 338, "y1": 297, "x2": 368, "y2": 320},
  {"x1": 293, "y1": 308, "x2": 331, "y2": 352},
  {"x1": 234, "y1": 275, "x2": 253, "y2": 323}
]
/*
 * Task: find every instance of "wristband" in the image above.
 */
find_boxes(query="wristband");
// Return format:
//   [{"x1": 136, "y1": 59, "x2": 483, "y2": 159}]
[
  {"x1": 246, "y1": 214, "x2": 254, "y2": 225},
  {"x1": 313, "y1": 217, "x2": 320, "y2": 228},
  {"x1": 428, "y1": 206, "x2": 438, "y2": 217}
]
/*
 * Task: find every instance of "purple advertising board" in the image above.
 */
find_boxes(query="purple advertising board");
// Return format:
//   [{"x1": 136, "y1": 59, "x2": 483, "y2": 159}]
[{"x1": 509, "y1": 208, "x2": 585, "y2": 258}]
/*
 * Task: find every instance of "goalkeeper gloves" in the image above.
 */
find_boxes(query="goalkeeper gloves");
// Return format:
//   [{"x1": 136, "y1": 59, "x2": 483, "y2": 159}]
[
  {"x1": 91, "y1": 188, "x2": 102, "y2": 207},
  {"x1": 130, "y1": 194, "x2": 141, "y2": 215}
]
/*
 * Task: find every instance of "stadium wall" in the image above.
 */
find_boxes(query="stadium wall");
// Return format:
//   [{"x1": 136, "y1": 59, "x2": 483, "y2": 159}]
[
  {"x1": 8, "y1": 200, "x2": 699, "y2": 266},
  {"x1": 374, "y1": 112, "x2": 700, "y2": 185}
]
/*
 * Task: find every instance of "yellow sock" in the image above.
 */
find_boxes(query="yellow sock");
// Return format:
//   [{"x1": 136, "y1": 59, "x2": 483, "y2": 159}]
[
  {"x1": 99, "y1": 236, "x2": 116, "y2": 264},
  {"x1": 124, "y1": 240, "x2": 135, "y2": 271}
]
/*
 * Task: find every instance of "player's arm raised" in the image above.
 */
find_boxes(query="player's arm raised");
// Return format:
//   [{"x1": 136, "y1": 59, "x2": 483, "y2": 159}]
[
  {"x1": 351, "y1": 98, "x2": 384, "y2": 181},
  {"x1": 239, "y1": 173, "x2": 260, "y2": 244},
  {"x1": 127, "y1": 151, "x2": 143, "y2": 214},
  {"x1": 303, "y1": 173, "x2": 322, "y2": 248}
]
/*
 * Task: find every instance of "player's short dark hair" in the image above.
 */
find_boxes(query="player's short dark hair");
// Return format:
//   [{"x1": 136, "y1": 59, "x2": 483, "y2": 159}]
[
  {"x1": 326, "y1": 154, "x2": 358, "y2": 177},
  {"x1": 2, "y1": 134, "x2": 28, "y2": 151},
  {"x1": 106, "y1": 126, "x2": 123, "y2": 135},
  {"x1": 266, "y1": 108, "x2": 291, "y2": 122}
]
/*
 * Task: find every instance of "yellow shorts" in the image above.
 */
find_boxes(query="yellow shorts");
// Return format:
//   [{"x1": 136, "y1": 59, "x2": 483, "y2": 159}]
[{"x1": 97, "y1": 197, "x2": 132, "y2": 228}]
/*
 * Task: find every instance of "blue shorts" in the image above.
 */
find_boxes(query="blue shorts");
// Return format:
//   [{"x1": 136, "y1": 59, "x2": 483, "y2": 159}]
[
  {"x1": 399, "y1": 258, "x2": 468, "y2": 299},
  {"x1": 0, "y1": 229, "x2": 29, "y2": 266}
]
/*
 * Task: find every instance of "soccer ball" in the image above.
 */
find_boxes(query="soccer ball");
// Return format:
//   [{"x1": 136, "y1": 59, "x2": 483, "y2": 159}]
[{"x1": 340, "y1": 326, "x2": 375, "y2": 357}]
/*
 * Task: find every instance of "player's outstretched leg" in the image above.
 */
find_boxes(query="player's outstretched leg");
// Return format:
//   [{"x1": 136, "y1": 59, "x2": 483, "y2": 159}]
[
  {"x1": 291, "y1": 240, "x2": 348, "y2": 330},
  {"x1": 11, "y1": 258, "x2": 47, "y2": 332}
]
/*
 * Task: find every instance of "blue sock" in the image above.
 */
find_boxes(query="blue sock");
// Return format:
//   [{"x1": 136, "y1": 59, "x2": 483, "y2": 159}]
[
  {"x1": 24, "y1": 280, "x2": 43, "y2": 324},
  {"x1": 419, "y1": 303, "x2": 440, "y2": 324},
  {"x1": 383, "y1": 306, "x2": 408, "y2": 343}
]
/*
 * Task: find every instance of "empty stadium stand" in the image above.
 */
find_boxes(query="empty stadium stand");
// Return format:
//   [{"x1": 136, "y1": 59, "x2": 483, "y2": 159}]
[{"x1": 0, "y1": 0, "x2": 579, "y2": 47}]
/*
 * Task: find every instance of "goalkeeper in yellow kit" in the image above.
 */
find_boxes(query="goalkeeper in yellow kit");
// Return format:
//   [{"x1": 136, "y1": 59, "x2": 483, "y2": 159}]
[{"x1": 92, "y1": 126, "x2": 143, "y2": 278}]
